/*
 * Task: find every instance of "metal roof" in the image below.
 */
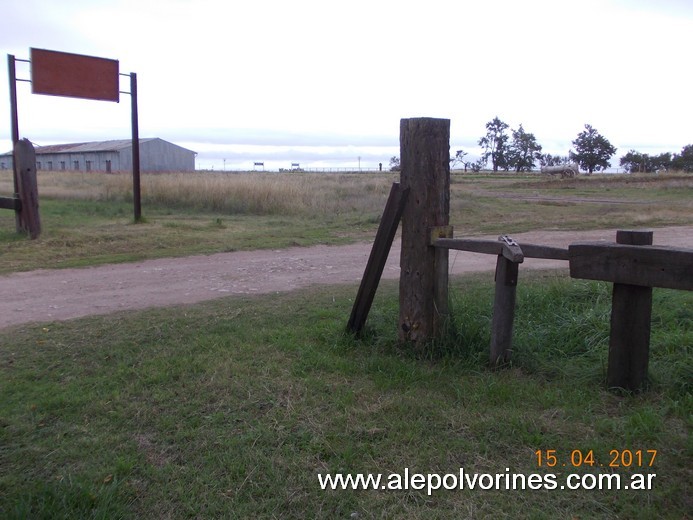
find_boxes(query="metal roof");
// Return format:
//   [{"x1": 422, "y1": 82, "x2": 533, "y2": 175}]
[
  {"x1": 1, "y1": 138, "x2": 196, "y2": 157},
  {"x1": 33, "y1": 138, "x2": 157, "y2": 154}
]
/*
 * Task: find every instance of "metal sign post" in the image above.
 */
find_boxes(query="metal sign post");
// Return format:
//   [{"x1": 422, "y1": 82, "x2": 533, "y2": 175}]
[
  {"x1": 7, "y1": 55, "x2": 22, "y2": 231},
  {"x1": 129, "y1": 72, "x2": 141, "y2": 221}
]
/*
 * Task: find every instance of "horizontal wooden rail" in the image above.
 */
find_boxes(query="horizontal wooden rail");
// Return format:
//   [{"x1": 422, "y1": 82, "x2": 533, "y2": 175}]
[
  {"x1": 432, "y1": 238, "x2": 569, "y2": 262},
  {"x1": 519, "y1": 243, "x2": 570, "y2": 261},
  {"x1": 0, "y1": 196, "x2": 21, "y2": 211},
  {"x1": 570, "y1": 242, "x2": 693, "y2": 291}
]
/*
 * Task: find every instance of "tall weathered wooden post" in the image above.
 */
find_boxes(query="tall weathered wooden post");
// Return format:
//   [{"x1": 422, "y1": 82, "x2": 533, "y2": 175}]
[{"x1": 399, "y1": 118, "x2": 450, "y2": 345}]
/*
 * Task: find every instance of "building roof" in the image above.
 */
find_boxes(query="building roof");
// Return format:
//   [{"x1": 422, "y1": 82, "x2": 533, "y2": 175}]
[
  {"x1": 33, "y1": 138, "x2": 158, "y2": 154},
  {"x1": 1, "y1": 138, "x2": 196, "y2": 157}
]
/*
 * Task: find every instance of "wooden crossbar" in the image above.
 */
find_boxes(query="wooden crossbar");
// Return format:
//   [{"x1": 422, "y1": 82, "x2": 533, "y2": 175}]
[
  {"x1": 432, "y1": 238, "x2": 569, "y2": 262},
  {"x1": 0, "y1": 196, "x2": 21, "y2": 211},
  {"x1": 569, "y1": 242, "x2": 693, "y2": 291}
]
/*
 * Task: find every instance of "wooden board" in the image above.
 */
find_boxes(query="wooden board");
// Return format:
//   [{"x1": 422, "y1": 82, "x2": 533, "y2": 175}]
[
  {"x1": 347, "y1": 183, "x2": 409, "y2": 335},
  {"x1": 569, "y1": 242, "x2": 693, "y2": 291},
  {"x1": 0, "y1": 197, "x2": 21, "y2": 211}
]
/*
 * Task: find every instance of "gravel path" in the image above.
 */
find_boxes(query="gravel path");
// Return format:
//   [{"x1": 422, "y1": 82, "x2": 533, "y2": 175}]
[{"x1": 1, "y1": 226, "x2": 691, "y2": 330}]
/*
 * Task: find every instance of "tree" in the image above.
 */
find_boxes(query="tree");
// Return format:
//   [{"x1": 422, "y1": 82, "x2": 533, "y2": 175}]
[
  {"x1": 389, "y1": 156, "x2": 401, "y2": 172},
  {"x1": 671, "y1": 144, "x2": 693, "y2": 172},
  {"x1": 470, "y1": 159, "x2": 484, "y2": 173},
  {"x1": 450, "y1": 149, "x2": 468, "y2": 170},
  {"x1": 620, "y1": 150, "x2": 671, "y2": 173},
  {"x1": 570, "y1": 124, "x2": 616, "y2": 174},
  {"x1": 539, "y1": 153, "x2": 571, "y2": 167},
  {"x1": 508, "y1": 124, "x2": 542, "y2": 172},
  {"x1": 478, "y1": 117, "x2": 510, "y2": 172}
]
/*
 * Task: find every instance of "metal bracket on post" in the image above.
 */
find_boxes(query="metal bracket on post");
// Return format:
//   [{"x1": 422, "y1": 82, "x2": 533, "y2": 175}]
[{"x1": 429, "y1": 225, "x2": 454, "y2": 245}]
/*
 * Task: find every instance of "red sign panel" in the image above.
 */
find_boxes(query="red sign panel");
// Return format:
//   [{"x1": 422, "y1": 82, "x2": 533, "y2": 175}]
[{"x1": 31, "y1": 48, "x2": 119, "y2": 102}]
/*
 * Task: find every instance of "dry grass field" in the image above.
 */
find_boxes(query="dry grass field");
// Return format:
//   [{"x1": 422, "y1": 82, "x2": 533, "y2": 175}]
[{"x1": 0, "y1": 169, "x2": 690, "y2": 273}]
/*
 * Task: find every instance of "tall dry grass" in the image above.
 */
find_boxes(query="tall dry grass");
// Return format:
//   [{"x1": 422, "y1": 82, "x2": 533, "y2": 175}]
[{"x1": 0, "y1": 170, "x2": 399, "y2": 217}]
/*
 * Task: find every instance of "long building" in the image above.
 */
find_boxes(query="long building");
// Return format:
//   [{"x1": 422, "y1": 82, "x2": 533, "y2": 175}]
[{"x1": 0, "y1": 138, "x2": 196, "y2": 173}]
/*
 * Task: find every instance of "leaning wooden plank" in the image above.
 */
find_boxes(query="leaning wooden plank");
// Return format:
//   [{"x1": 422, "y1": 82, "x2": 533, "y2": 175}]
[
  {"x1": 569, "y1": 242, "x2": 693, "y2": 291},
  {"x1": 347, "y1": 183, "x2": 410, "y2": 335}
]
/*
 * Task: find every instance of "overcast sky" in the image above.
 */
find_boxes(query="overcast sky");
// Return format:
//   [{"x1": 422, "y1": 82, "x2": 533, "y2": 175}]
[{"x1": 1, "y1": 0, "x2": 692, "y2": 170}]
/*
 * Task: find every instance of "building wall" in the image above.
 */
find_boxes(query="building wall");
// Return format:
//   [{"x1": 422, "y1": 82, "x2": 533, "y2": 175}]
[
  {"x1": 1, "y1": 139, "x2": 195, "y2": 173},
  {"x1": 140, "y1": 139, "x2": 195, "y2": 172},
  {"x1": 35, "y1": 151, "x2": 122, "y2": 172},
  {"x1": 118, "y1": 139, "x2": 195, "y2": 172}
]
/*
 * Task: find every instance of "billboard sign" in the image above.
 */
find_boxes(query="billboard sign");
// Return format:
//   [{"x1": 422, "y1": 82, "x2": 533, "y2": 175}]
[{"x1": 31, "y1": 48, "x2": 119, "y2": 102}]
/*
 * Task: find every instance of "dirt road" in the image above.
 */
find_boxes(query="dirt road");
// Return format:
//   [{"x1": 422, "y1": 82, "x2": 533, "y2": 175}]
[{"x1": 1, "y1": 226, "x2": 691, "y2": 330}]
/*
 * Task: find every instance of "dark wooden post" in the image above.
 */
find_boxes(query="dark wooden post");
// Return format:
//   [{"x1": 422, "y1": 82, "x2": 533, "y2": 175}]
[
  {"x1": 607, "y1": 230, "x2": 653, "y2": 392},
  {"x1": 14, "y1": 138, "x2": 41, "y2": 239},
  {"x1": 490, "y1": 257, "x2": 519, "y2": 365},
  {"x1": 489, "y1": 236, "x2": 524, "y2": 365},
  {"x1": 398, "y1": 118, "x2": 450, "y2": 344}
]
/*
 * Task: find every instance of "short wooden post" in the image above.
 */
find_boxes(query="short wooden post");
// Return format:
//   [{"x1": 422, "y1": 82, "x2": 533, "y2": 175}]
[
  {"x1": 398, "y1": 117, "x2": 450, "y2": 344},
  {"x1": 607, "y1": 230, "x2": 653, "y2": 392},
  {"x1": 14, "y1": 138, "x2": 41, "y2": 239},
  {"x1": 490, "y1": 256, "x2": 519, "y2": 365},
  {"x1": 489, "y1": 236, "x2": 524, "y2": 365}
]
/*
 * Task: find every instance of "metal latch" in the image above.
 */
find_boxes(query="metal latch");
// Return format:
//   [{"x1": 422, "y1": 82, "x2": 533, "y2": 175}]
[{"x1": 499, "y1": 235, "x2": 518, "y2": 247}]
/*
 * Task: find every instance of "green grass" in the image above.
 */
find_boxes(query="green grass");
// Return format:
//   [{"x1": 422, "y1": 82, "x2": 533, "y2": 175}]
[
  {"x1": 0, "y1": 199, "x2": 377, "y2": 272},
  {"x1": 1, "y1": 274, "x2": 690, "y2": 518}
]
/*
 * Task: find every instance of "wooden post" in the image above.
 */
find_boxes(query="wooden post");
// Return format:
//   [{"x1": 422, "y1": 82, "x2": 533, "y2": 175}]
[
  {"x1": 490, "y1": 256, "x2": 519, "y2": 366},
  {"x1": 14, "y1": 138, "x2": 41, "y2": 239},
  {"x1": 607, "y1": 230, "x2": 653, "y2": 392},
  {"x1": 398, "y1": 118, "x2": 450, "y2": 344},
  {"x1": 489, "y1": 236, "x2": 524, "y2": 365}
]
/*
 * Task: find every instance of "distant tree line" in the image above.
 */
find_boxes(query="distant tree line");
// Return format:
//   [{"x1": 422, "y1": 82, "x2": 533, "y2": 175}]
[
  {"x1": 390, "y1": 117, "x2": 692, "y2": 174},
  {"x1": 619, "y1": 145, "x2": 693, "y2": 173}
]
